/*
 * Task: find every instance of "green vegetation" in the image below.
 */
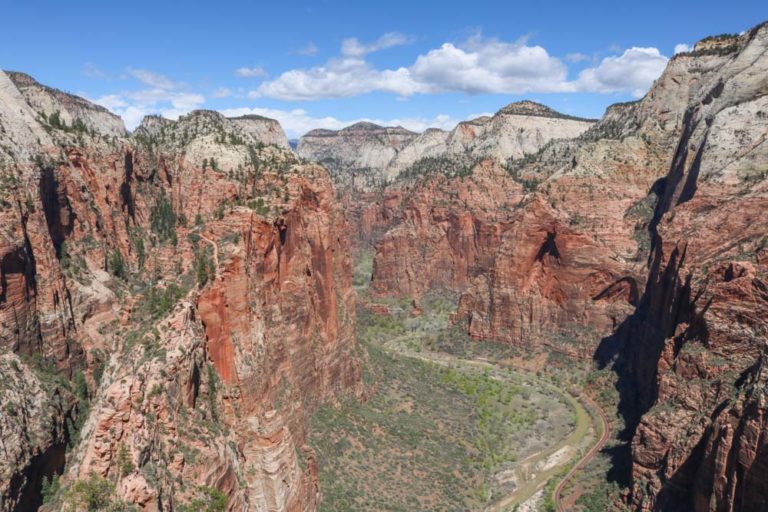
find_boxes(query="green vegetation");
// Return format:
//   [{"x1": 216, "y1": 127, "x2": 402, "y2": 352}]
[
  {"x1": 129, "y1": 229, "x2": 147, "y2": 270},
  {"x1": 117, "y1": 444, "x2": 135, "y2": 477},
  {"x1": 309, "y1": 253, "x2": 578, "y2": 510},
  {"x1": 441, "y1": 367, "x2": 535, "y2": 471},
  {"x1": 41, "y1": 474, "x2": 61, "y2": 505},
  {"x1": 43, "y1": 110, "x2": 91, "y2": 134},
  {"x1": 137, "y1": 282, "x2": 185, "y2": 319},
  {"x1": 178, "y1": 487, "x2": 227, "y2": 512},
  {"x1": 502, "y1": 160, "x2": 541, "y2": 191},
  {"x1": 62, "y1": 473, "x2": 134, "y2": 511},
  {"x1": 150, "y1": 190, "x2": 177, "y2": 244},
  {"x1": 108, "y1": 248, "x2": 126, "y2": 279},
  {"x1": 399, "y1": 155, "x2": 476, "y2": 181}
]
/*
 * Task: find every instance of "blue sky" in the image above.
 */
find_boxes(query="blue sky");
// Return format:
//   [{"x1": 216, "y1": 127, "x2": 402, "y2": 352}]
[{"x1": 1, "y1": 1, "x2": 765, "y2": 137}]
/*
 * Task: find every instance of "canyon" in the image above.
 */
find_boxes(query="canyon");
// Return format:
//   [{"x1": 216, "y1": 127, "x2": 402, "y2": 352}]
[{"x1": 0, "y1": 19, "x2": 766, "y2": 512}]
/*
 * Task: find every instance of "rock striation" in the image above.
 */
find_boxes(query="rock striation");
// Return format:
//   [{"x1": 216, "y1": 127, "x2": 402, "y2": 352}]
[
  {"x1": 0, "y1": 69, "x2": 359, "y2": 511},
  {"x1": 297, "y1": 101, "x2": 595, "y2": 191},
  {"x1": 596, "y1": 24, "x2": 768, "y2": 512}
]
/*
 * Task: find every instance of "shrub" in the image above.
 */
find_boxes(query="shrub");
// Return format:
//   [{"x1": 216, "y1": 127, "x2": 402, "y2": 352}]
[
  {"x1": 109, "y1": 249, "x2": 126, "y2": 279},
  {"x1": 179, "y1": 486, "x2": 227, "y2": 512},
  {"x1": 150, "y1": 190, "x2": 177, "y2": 244},
  {"x1": 41, "y1": 474, "x2": 60, "y2": 504},
  {"x1": 117, "y1": 444, "x2": 135, "y2": 477},
  {"x1": 65, "y1": 473, "x2": 125, "y2": 511}
]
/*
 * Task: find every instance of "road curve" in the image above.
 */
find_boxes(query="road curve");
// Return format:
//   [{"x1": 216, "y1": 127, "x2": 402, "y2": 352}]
[
  {"x1": 380, "y1": 337, "x2": 597, "y2": 512},
  {"x1": 553, "y1": 394, "x2": 611, "y2": 512}
]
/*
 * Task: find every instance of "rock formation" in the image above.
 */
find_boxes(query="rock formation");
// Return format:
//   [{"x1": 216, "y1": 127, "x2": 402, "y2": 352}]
[
  {"x1": 297, "y1": 122, "x2": 419, "y2": 189},
  {"x1": 297, "y1": 101, "x2": 595, "y2": 192},
  {"x1": 596, "y1": 25, "x2": 768, "y2": 511},
  {"x1": 0, "y1": 70, "x2": 360, "y2": 511},
  {"x1": 364, "y1": 21, "x2": 768, "y2": 511}
]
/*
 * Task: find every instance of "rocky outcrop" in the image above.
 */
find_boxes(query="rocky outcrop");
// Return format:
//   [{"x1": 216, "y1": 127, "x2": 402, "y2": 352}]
[
  {"x1": 370, "y1": 159, "x2": 524, "y2": 297},
  {"x1": 597, "y1": 23, "x2": 768, "y2": 512},
  {"x1": 297, "y1": 122, "x2": 419, "y2": 189},
  {"x1": 229, "y1": 115, "x2": 291, "y2": 149},
  {"x1": 0, "y1": 71, "x2": 359, "y2": 511},
  {"x1": 6, "y1": 71, "x2": 127, "y2": 138},
  {"x1": 298, "y1": 102, "x2": 595, "y2": 192}
]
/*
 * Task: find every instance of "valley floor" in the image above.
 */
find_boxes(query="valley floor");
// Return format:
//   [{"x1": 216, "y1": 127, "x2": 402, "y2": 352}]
[{"x1": 307, "y1": 253, "x2": 624, "y2": 511}]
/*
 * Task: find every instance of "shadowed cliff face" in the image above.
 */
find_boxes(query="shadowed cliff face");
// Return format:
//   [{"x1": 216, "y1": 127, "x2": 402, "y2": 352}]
[
  {"x1": 593, "y1": 24, "x2": 768, "y2": 512},
  {"x1": 348, "y1": 21, "x2": 768, "y2": 512},
  {"x1": 0, "y1": 71, "x2": 360, "y2": 511}
]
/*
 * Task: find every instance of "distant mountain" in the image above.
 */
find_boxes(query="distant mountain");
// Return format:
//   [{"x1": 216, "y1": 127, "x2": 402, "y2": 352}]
[{"x1": 297, "y1": 101, "x2": 595, "y2": 190}]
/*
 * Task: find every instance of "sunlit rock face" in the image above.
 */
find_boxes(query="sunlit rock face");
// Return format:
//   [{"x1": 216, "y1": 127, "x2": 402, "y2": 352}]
[{"x1": 0, "y1": 69, "x2": 360, "y2": 511}]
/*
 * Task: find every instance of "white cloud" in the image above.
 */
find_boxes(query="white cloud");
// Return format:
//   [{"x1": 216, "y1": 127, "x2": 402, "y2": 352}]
[
  {"x1": 218, "y1": 106, "x2": 465, "y2": 138},
  {"x1": 574, "y1": 47, "x2": 668, "y2": 97},
  {"x1": 126, "y1": 67, "x2": 177, "y2": 89},
  {"x1": 674, "y1": 43, "x2": 692, "y2": 54},
  {"x1": 296, "y1": 42, "x2": 319, "y2": 56},
  {"x1": 235, "y1": 66, "x2": 268, "y2": 78},
  {"x1": 82, "y1": 63, "x2": 106, "y2": 78},
  {"x1": 256, "y1": 34, "x2": 570, "y2": 100},
  {"x1": 255, "y1": 33, "x2": 667, "y2": 100},
  {"x1": 341, "y1": 32, "x2": 413, "y2": 57},
  {"x1": 254, "y1": 57, "x2": 424, "y2": 100},
  {"x1": 409, "y1": 36, "x2": 568, "y2": 94},
  {"x1": 92, "y1": 67, "x2": 206, "y2": 130},
  {"x1": 92, "y1": 94, "x2": 127, "y2": 110}
]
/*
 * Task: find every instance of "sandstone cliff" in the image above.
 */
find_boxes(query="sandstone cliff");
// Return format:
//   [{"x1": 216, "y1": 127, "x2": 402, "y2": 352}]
[
  {"x1": 0, "y1": 70, "x2": 359, "y2": 511},
  {"x1": 595, "y1": 25, "x2": 768, "y2": 511},
  {"x1": 297, "y1": 101, "x2": 595, "y2": 192},
  {"x1": 297, "y1": 122, "x2": 419, "y2": 189},
  {"x1": 364, "y1": 23, "x2": 768, "y2": 511}
]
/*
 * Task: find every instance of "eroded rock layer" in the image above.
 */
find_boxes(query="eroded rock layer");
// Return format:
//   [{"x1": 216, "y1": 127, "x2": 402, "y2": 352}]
[
  {"x1": 599, "y1": 26, "x2": 768, "y2": 512},
  {"x1": 0, "y1": 70, "x2": 360, "y2": 511}
]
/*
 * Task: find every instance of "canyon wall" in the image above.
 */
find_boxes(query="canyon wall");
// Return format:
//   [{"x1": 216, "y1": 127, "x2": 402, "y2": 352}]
[
  {"x1": 0, "y1": 71, "x2": 360, "y2": 511},
  {"x1": 342, "y1": 22, "x2": 768, "y2": 511},
  {"x1": 297, "y1": 101, "x2": 595, "y2": 193},
  {"x1": 598, "y1": 26, "x2": 768, "y2": 511},
  {"x1": 363, "y1": 27, "x2": 752, "y2": 356}
]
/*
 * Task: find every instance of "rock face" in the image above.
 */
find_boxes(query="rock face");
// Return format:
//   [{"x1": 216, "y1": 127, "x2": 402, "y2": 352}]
[
  {"x1": 370, "y1": 159, "x2": 524, "y2": 297},
  {"x1": 6, "y1": 71, "x2": 127, "y2": 138},
  {"x1": 229, "y1": 114, "x2": 291, "y2": 150},
  {"x1": 367, "y1": 22, "x2": 768, "y2": 511},
  {"x1": 596, "y1": 24, "x2": 768, "y2": 512},
  {"x1": 297, "y1": 122, "x2": 419, "y2": 189},
  {"x1": 297, "y1": 102, "x2": 595, "y2": 191},
  {"x1": 0, "y1": 70, "x2": 359, "y2": 511}
]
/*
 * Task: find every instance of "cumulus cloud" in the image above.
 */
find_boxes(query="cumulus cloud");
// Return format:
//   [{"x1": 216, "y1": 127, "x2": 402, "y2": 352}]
[
  {"x1": 92, "y1": 67, "x2": 205, "y2": 130},
  {"x1": 564, "y1": 52, "x2": 589, "y2": 63},
  {"x1": 254, "y1": 57, "x2": 423, "y2": 100},
  {"x1": 674, "y1": 43, "x2": 692, "y2": 54},
  {"x1": 235, "y1": 66, "x2": 268, "y2": 78},
  {"x1": 409, "y1": 36, "x2": 568, "y2": 94},
  {"x1": 218, "y1": 106, "x2": 464, "y2": 138},
  {"x1": 255, "y1": 33, "x2": 668, "y2": 100},
  {"x1": 574, "y1": 47, "x2": 668, "y2": 97}
]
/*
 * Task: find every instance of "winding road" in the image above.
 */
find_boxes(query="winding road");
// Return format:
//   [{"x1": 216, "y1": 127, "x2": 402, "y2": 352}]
[
  {"x1": 381, "y1": 336, "x2": 610, "y2": 512},
  {"x1": 553, "y1": 394, "x2": 611, "y2": 512}
]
